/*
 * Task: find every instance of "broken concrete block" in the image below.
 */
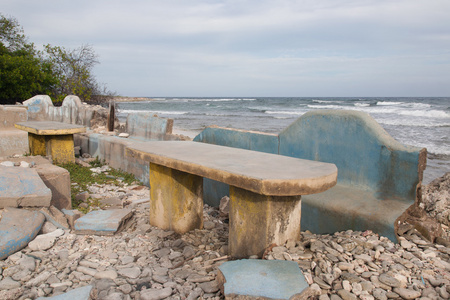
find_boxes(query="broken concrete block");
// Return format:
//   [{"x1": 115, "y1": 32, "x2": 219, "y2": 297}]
[
  {"x1": 74, "y1": 209, "x2": 133, "y2": 235},
  {"x1": 217, "y1": 259, "x2": 309, "y2": 299},
  {"x1": 0, "y1": 166, "x2": 52, "y2": 208},
  {"x1": 36, "y1": 284, "x2": 92, "y2": 299},
  {"x1": 0, "y1": 208, "x2": 46, "y2": 260},
  {"x1": 1, "y1": 156, "x2": 72, "y2": 210},
  {"x1": 35, "y1": 163, "x2": 71, "y2": 210},
  {"x1": 62, "y1": 209, "x2": 84, "y2": 229},
  {"x1": 40, "y1": 206, "x2": 70, "y2": 230},
  {"x1": 99, "y1": 196, "x2": 123, "y2": 209},
  {"x1": 28, "y1": 229, "x2": 64, "y2": 251}
]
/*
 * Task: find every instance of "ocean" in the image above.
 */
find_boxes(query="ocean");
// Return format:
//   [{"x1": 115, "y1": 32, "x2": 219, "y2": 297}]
[{"x1": 116, "y1": 97, "x2": 450, "y2": 184}]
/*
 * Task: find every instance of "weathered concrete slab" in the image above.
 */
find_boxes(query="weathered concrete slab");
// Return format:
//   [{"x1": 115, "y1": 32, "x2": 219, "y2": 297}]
[
  {"x1": 217, "y1": 259, "x2": 309, "y2": 299},
  {"x1": 0, "y1": 156, "x2": 72, "y2": 210},
  {"x1": 0, "y1": 208, "x2": 46, "y2": 260},
  {"x1": 74, "y1": 209, "x2": 133, "y2": 235},
  {"x1": 62, "y1": 209, "x2": 83, "y2": 229},
  {"x1": 15, "y1": 121, "x2": 86, "y2": 136},
  {"x1": 0, "y1": 166, "x2": 51, "y2": 208},
  {"x1": 127, "y1": 141, "x2": 337, "y2": 196},
  {"x1": 36, "y1": 284, "x2": 92, "y2": 299}
]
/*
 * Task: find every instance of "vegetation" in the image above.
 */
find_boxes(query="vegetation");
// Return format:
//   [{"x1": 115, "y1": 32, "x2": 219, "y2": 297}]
[
  {"x1": 0, "y1": 14, "x2": 114, "y2": 105},
  {"x1": 58, "y1": 157, "x2": 140, "y2": 213}
]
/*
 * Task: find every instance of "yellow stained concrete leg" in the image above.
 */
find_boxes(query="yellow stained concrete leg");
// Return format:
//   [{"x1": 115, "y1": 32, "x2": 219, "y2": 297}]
[
  {"x1": 229, "y1": 186, "x2": 302, "y2": 259},
  {"x1": 28, "y1": 133, "x2": 46, "y2": 156},
  {"x1": 149, "y1": 163, "x2": 203, "y2": 234},
  {"x1": 46, "y1": 134, "x2": 75, "y2": 164}
]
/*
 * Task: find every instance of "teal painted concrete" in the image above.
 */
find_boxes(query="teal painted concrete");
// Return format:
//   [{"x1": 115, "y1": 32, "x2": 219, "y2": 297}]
[
  {"x1": 219, "y1": 259, "x2": 308, "y2": 299},
  {"x1": 194, "y1": 127, "x2": 278, "y2": 206},
  {"x1": 74, "y1": 209, "x2": 133, "y2": 234},
  {"x1": 279, "y1": 110, "x2": 424, "y2": 200},
  {"x1": 0, "y1": 208, "x2": 45, "y2": 260},
  {"x1": 194, "y1": 110, "x2": 425, "y2": 241},
  {"x1": 126, "y1": 113, "x2": 173, "y2": 140}
]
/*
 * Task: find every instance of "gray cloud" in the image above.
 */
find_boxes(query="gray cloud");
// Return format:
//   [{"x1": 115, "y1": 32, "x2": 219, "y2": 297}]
[{"x1": 2, "y1": 0, "x2": 450, "y2": 96}]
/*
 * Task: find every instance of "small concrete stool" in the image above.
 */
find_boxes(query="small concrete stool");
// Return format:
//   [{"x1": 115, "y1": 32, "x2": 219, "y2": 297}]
[{"x1": 217, "y1": 259, "x2": 309, "y2": 299}]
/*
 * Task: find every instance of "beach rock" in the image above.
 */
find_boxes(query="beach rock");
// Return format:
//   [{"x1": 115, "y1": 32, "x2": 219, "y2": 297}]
[
  {"x1": 393, "y1": 287, "x2": 421, "y2": 299},
  {"x1": 140, "y1": 287, "x2": 172, "y2": 300},
  {"x1": 0, "y1": 277, "x2": 21, "y2": 290}
]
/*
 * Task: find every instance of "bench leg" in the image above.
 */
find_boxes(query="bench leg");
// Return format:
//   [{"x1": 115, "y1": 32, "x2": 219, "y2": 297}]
[
  {"x1": 46, "y1": 134, "x2": 75, "y2": 164},
  {"x1": 229, "y1": 186, "x2": 302, "y2": 258},
  {"x1": 28, "y1": 133, "x2": 46, "y2": 156},
  {"x1": 149, "y1": 163, "x2": 203, "y2": 234}
]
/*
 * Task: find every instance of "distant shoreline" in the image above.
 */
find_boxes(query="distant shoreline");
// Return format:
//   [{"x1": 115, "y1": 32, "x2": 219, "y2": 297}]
[{"x1": 112, "y1": 96, "x2": 154, "y2": 102}]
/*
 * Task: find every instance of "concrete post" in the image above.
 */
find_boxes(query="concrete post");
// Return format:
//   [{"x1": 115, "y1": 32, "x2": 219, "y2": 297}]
[
  {"x1": 228, "y1": 186, "x2": 302, "y2": 258},
  {"x1": 149, "y1": 163, "x2": 204, "y2": 234}
]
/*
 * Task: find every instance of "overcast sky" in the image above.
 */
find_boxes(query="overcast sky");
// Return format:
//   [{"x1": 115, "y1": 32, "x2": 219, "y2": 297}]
[{"x1": 3, "y1": 0, "x2": 450, "y2": 97}]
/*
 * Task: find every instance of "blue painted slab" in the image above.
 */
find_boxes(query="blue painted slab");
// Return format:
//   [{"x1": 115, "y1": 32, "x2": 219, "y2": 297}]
[
  {"x1": 219, "y1": 259, "x2": 308, "y2": 299},
  {"x1": 0, "y1": 166, "x2": 52, "y2": 207},
  {"x1": 74, "y1": 209, "x2": 133, "y2": 235},
  {"x1": 0, "y1": 208, "x2": 45, "y2": 260},
  {"x1": 36, "y1": 285, "x2": 92, "y2": 299}
]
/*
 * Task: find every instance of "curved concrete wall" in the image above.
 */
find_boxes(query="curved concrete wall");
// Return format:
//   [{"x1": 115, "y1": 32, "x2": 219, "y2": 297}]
[
  {"x1": 279, "y1": 110, "x2": 426, "y2": 200},
  {"x1": 23, "y1": 95, "x2": 109, "y2": 128}
]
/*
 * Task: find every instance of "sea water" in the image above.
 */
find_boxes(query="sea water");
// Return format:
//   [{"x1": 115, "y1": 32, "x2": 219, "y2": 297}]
[{"x1": 116, "y1": 97, "x2": 450, "y2": 184}]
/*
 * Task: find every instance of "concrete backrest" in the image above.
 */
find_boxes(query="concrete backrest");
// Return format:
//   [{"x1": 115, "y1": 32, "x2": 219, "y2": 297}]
[
  {"x1": 279, "y1": 110, "x2": 426, "y2": 201},
  {"x1": 126, "y1": 113, "x2": 174, "y2": 140},
  {"x1": 194, "y1": 110, "x2": 426, "y2": 203},
  {"x1": 0, "y1": 105, "x2": 28, "y2": 128}
]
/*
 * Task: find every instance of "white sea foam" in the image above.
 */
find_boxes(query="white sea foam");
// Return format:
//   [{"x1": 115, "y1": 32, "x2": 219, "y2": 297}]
[
  {"x1": 307, "y1": 104, "x2": 343, "y2": 109},
  {"x1": 398, "y1": 110, "x2": 449, "y2": 119},
  {"x1": 312, "y1": 99, "x2": 344, "y2": 104},
  {"x1": 265, "y1": 110, "x2": 305, "y2": 115},
  {"x1": 354, "y1": 103, "x2": 371, "y2": 107},
  {"x1": 377, "y1": 101, "x2": 404, "y2": 106},
  {"x1": 118, "y1": 109, "x2": 187, "y2": 115}
]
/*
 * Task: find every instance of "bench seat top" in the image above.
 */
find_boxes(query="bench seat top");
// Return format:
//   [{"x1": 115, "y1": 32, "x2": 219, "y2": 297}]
[
  {"x1": 127, "y1": 141, "x2": 337, "y2": 196},
  {"x1": 15, "y1": 121, "x2": 86, "y2": 135}
]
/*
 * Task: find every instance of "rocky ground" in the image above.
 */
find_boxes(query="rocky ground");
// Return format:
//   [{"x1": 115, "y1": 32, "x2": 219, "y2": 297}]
[{"x1": 0, "y1": 172, "x2": 449, "y2": 300}]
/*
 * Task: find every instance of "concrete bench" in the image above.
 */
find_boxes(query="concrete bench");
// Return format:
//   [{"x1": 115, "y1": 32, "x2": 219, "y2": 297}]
[
  {"x1": 15, "y1": 121, "x2": 86, "y2": 164},
  {"x1": 126, "y1": 141, "x2": 337, "y2": 258},
  {"x1": 194, "y1": 110, "x2": 426, "y2": 242}
]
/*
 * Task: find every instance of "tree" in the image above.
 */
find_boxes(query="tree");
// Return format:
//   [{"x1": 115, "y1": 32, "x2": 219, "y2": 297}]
[
  {"x1": 0, "y1": 14, "x2": 56, "y2": 104},
  {"x1": 0, "y1": 14, "x2": 114, "y2": 105},
  {"x1": 43, "y1": 44, "x2": 105, "y2": 103}
]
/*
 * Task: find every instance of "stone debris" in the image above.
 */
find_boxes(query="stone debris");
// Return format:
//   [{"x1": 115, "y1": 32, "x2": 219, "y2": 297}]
[{"x1": 0, "y1": 171, "x2": 447, "y2": 299}]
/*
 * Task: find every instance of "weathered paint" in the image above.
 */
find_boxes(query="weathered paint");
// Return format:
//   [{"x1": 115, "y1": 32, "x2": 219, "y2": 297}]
[
  {"x1": 127, "y1": 141, "x2": 337, "y2": 196},
  {"x1": 194, "y1": 126, "x2": 279, "y2": 206},
  {"x1": 0, "y1": 166, "x2": 52, "y2": 208},
  {"x1": 194, "y1": 110, "x2": 425, "y2": 242},
  {"x1": 74, "y1": 209, "x2": 133, "y2": 235},
  {"x1": 279, "y1": 110, "x2": 424, "y2": 200},
  {"x1": 0, "y1": 129, "x2": 29, "y2": 156},
  {"x1": 126, "y1": 113, "x2": 174, "y2": 140},
  {"x1": 16, "y1": 121, "x2": 86, "y2": 164},
  {"x1": 229, "y1": 186, "x2": 302, "y2": 258},
  {"x1": 218, "y1": 259, "x2": 308, "y2": 299},
  {"x1": 0, "y1": 208, "x2": 45, "y2": 260},
  {"x1": 149, "y1": 163, "x2": 204, "y2": 233}
]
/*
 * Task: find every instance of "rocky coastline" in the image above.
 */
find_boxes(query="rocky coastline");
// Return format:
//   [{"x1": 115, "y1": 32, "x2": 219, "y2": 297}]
[{"x1": 0, "y1": 168, "x2": 448, "y2": 299}]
